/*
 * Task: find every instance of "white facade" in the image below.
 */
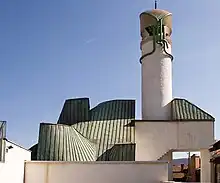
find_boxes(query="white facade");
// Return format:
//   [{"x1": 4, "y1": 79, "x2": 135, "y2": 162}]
[
  {"x1": 135, "y1": 120, "x2": 214, "y2": 182},
  {"x1": 135, "y1": 121, "x2": 214, "y2": 161},
  {"x1": 141, "y1": 41, "x2": 172, "y2": 120},
  {"x1": 21, "y1": 7, "x2": 215, "y2": 183},
  {"x1": 0, "y1": 140, "x2": 31, "y2": 183},
  {"x1": 24, "y1": 161, "x2": 169, "y2": 183},
  {"x1": 138, "y1": 9, "x2": 215, "y2": 182},
  {"x1": 200, "y1": 149, "x2": 211, "y2": 183}
]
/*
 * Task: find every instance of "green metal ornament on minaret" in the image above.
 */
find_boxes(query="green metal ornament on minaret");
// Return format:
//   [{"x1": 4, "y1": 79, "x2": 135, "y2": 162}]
[{"x1": 139, "y1": 4, "x2": 174, "y2": 62}]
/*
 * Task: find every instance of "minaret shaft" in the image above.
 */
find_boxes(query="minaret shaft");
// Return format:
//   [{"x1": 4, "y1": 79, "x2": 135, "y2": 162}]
[
  {"x1": 140, "y1": 9, "x2": 173, "y2": 120},
  {"x1": 141, "y1": 42, "x2": 172, "y2": 120}
]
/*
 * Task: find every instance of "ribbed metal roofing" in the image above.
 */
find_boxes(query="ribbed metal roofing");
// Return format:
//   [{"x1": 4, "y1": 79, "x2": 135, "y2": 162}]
[
  {"x1": 75, "y1": 100, "x2": 135, "y2": 159},
  {"x1": 96, "y1": 143, "x2": 135, "y2": 161},
  {"x1": 32, "y1": 99, "x2": 135, "y2": 161},
  {"x1": 73, "y1": 120, "x2": 135, "y2": 160},
  {"x1": 30, "y1": 97, "x2": 214, "y2": 161},
  {"x1": 71, "y1": 100, "x2": 135, "y2": 159},
  {"x1": 57, "y1": 98, "x2": 90, "y2": 125},
  {"x1": 172, "y1": 98, "x2": 214, "y2": 121},
  {"x1": 37, "y1": 123, "x2": 97, "y2": 161},
  {"x1": 90, "y1": 100, "x2": 134, "y2": 121}
]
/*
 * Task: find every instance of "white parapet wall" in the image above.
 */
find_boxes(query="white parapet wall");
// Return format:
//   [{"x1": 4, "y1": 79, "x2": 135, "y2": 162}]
[
  {"x1": 24, "y1": 161, "x2": 169, "y2": 183},
  {"x1": 0, "y1": 140, "x2": 31, "y2": 183}
]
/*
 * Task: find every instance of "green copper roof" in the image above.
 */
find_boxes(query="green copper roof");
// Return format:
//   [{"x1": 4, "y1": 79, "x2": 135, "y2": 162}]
[
  {"x1": 172, "y1": 98, "x2": 214, "y2": 121},
  {"x1": 97, "y1": 143, "x2": 135, "y2": 161},
  {"x1": 58, "y1": 98, "x2": 90, "y2": 125},
  {"x1": 71, "y1": 100, "x2": 135, "y2": 159},
  {"x1": 72, "y1": 120, "x2": 135, "y2": 159},
  {"x1": 37, "y1": 123, "x2": 97, "y2": 161},
  {"x1": 32, "y1": 99, "x2": 135, "y2": 161},
  {"x1": 30, "y1": 97, "x2": 214, "y2": 162}
]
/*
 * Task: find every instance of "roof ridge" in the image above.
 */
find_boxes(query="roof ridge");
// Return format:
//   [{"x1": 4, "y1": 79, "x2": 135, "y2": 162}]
[{"x1": 91, "y1": 99, "x2": 135, "y2": 108}]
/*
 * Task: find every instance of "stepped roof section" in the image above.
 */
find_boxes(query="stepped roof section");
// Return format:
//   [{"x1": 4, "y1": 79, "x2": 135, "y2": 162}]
[
  {"x1": 31, "y1": 99, "x2": 135, "y2": 161},
  {"x1": 30, "y1": 97, "x2": 214, "y2": 161}
]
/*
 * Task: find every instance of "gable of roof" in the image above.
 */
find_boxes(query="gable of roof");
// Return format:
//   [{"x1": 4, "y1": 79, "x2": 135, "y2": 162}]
[
  {"x1": 4, "y1": 138, "x2": 31, "y2": 152},
  {"x1": 172, "y1": 98, "x2": 214, "y2": 121}
]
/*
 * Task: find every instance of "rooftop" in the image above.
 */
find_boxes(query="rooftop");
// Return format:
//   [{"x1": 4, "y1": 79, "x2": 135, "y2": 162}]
[{"x1": 30, "y1": 97, "x2": 214, "y2": 161}]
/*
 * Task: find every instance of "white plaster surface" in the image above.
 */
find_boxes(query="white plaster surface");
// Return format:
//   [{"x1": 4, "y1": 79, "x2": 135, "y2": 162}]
[
  {"x1": 141, "y1": 40, "x2": 172, "y2": 120},
  {"x1": 24, "y1": 161, "x2": 169, "y2": 183},
  {"x1": 200, "y1": 148, "x2": 211, "y2": 183},
  {"x1": 135, "y1": 121, "x2": 214, "y2": 161},
  {"x1": 0, "y1": 140, "x2": 31, "y2": 183}
]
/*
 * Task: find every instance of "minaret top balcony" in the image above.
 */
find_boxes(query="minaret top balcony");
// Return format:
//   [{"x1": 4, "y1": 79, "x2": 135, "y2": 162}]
[{"x1": 140, "y1": 9, "x2": 172, "y2": 46}]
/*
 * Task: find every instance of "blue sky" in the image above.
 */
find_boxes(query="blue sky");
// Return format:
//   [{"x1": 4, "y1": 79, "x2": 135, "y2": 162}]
[{"x1": 0, "y1": 0, "x2": 219, "y2": 158}]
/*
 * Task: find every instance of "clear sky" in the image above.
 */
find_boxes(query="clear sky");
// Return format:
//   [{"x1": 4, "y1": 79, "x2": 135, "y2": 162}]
[{"x1": 0, "y1": 0, "x2": 219, "y2": 158}]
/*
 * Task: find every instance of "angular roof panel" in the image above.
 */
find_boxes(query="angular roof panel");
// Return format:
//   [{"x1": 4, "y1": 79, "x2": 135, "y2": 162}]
[
  {"x1": 71, "y1": 99, "x2": 135, "y2": 159},
  {"x1": 172, "y1": 98, "x2": 214, "y2": 121},
  {"x1": 31, "y1": 97, "x2": 214, "y2": 162},
  {"x1": 73, "y1": 120, "x2": 135, "y2": 159},
  {"x1": 90, "y1": 99, "x2": 135, "y2": 121},
  {"x1": 37, "y1": 123, "x2": 97, "y2": 161},
  {"x1": 33, "y1": 99, "x2": 135, "y2": 161},
  {"x1": 57, "y1": 98, "x2": 90, "y2": 125},
  {"x1": 97, "y1": 143, "x2": 135, "y2": 161}
]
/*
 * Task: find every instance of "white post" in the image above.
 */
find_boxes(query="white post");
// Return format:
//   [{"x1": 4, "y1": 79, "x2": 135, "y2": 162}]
[{"x1": 200, "y1": 148, "x2": 211, "y2": 182}]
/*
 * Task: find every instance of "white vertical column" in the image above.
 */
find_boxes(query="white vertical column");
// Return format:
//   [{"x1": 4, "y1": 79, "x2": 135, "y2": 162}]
[
  {"x1": 141, "y1": 41, "x2": 172, "y2": 120},
  {"x1": 167, "y1": 151, "x2": 173, "y2": 181},
  {"x1": 200, "y1": 148, "x2": 211, "y2": 182}
]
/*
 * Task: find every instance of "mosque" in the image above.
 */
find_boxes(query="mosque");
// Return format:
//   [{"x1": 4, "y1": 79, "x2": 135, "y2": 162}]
[{"x1": 29, "y1": 6, "x2": 215, "y2": 183}]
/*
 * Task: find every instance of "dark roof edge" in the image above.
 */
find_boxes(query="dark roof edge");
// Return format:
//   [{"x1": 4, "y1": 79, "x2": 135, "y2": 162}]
[
  {"x1": 128, "y1": 119, "x2": 214, "y2": 126},
  {"x1": 65, "y1": 97, "x2": 90, "y2": 102},
  {"x1": 91, "y1": 99, "x2": 135, "y2": 109},
  {"x1": 29, "y1": 143, "x2": 38, "y2": 150},
  {"x1": 3, "y1": 138, "x2": 31, "y2": 152}
]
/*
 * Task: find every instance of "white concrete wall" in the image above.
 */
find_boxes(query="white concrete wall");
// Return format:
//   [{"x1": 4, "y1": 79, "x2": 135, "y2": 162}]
[
  {"x1": 0, "y1": 140, "x2": 31, "y2": 183},
  {"x1": 135, "y1": 121, "x2": 214, "y2": 161},
  {"x1": 24, "y1": 161, "x2": 169, "y2": 183},
  {"x1": 200, "y1": 148, "x2": 211, "y2": 183},
  {"x1": 141, "y1": 40, "x2": 172, "y2": 120}
]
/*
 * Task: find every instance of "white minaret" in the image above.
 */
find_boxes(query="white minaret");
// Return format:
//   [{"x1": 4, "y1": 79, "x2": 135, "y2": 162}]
[{"x1": 140, "y1": 9, "x2": 173, "y2": 120}]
